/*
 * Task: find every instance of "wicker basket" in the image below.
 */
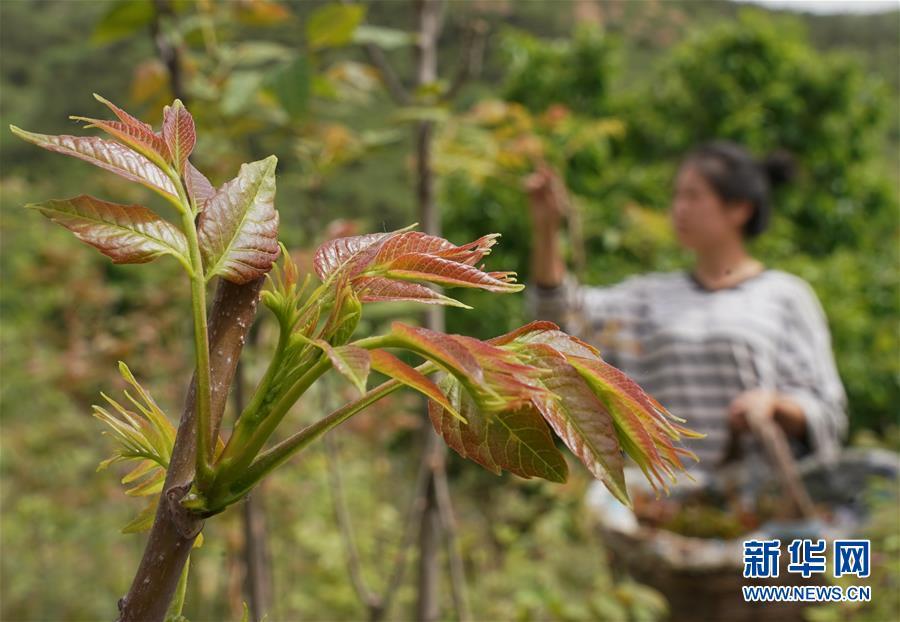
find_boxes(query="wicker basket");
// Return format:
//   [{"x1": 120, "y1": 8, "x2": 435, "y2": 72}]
[{"x1": 590, "y1": 448, "x2": 899, "y2": 622}]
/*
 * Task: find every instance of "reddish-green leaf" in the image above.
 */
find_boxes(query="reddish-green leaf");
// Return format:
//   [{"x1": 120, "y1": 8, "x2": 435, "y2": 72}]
[
  {"x1": 93, "y1": 92, "x2": 153, "y2": 132},
  {"x1": 9, "y1": 125, "x2": 178, "y2": 200},
  {"x1": 315, "y1": 340, "x2": 370, "y2": 395},
  {"x1": 429, "y1": 377, "x2": 568, "y2": 483},
  {"x1": 162, "y1": 99, "x2": 196, "y2": 174},
  {"x1": 313, "y1": 227, "x2": 409, "y2": 281},
  {"x1": 354, "y1": 276, "x2": 472, "y2": 308},
  {"x1": 523, "y1": 344, "x2": 628, "y2": 504},
  {"x1": 389, "y1": 322, "x2": 483, "y2": 383},
  {"x1": 313, "y1": 227, "x2": 523, "y2": 301},
  {"x1": 371, "y1": 231, "x2": 490, "y2": 265},
  {"x1": 369, "y1": 349, "x2": 462, "y2": 421},
  {"x1": 490, "y1": 320, "x2": 601, "y2": 359},
  {"x1": 185, "y1": 161, "x2": 216, "y2": 211},
  {"x1": 27, "y1": 195, "x2": 188, "y2": 265},
  {"x1": 382, "y1": 253, "x2": 523, "y2": 292},
  {"x1": 69, "y1": 116, "x2": 170, "y2": 169},
  {"x1": 568, "y1": 355, "x2": 698, "y2": 492},
  {"x1": 197, "y1": 155, "x2": 280, "y2": 284}
]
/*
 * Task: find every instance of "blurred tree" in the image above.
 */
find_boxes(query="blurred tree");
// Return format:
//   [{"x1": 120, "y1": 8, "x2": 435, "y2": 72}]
[{"x1": 438, "y1": 11, "x2": 898, "y2": 433}]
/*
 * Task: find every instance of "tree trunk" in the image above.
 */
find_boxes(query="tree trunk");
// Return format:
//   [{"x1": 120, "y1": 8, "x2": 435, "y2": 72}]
[
  {"x1": 233, "y1": 330, "x2": 274, "y2": 621},
  {"x1": 412, "y1": 2, "x2": 445, "y2": 621},
  {"x1": 117, "y1": 278, "x2": 264, "y2": 622}
]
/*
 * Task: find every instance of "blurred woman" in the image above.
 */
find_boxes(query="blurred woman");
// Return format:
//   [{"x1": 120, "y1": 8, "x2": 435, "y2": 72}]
[{"x1": 527, "y1": 142, "x2": 847, "y2": 469}]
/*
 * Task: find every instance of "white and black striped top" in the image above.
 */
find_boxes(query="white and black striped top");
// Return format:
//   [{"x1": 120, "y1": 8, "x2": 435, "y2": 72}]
[{"x1": 528, "y1": 269, "x2": 847, "y2": 468}]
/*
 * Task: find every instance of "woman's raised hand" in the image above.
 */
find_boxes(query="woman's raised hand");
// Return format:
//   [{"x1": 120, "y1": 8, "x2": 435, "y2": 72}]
[
  {"x1": 524, "y1": 162, "x2": 568, "y2": 288},
  {"x1": 524, "y1": 162, "x2": 568, "y2": 229}
]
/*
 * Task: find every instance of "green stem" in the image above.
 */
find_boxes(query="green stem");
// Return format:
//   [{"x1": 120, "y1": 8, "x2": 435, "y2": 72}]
[
  {"x1": 216, "y1": 331, "x2": 289, "y2": 465},
  {"x1": 181, "y1": 208, "x2": 215, "y2": 488},
  {"x1": 219, "y1": 360, "x2": 439, "y2": 508},
  {"x1": 165, "y1": 163, "x2": 215, "y2": 490},
  {"x1": 212, "y1": 355, "x2": 333, "y2": 492},
  {"x1": 216, "y1": 378, "x2": 405, "y2": 508}
]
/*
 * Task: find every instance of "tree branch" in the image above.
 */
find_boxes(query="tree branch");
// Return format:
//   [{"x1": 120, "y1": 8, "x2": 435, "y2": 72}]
[
  {"x1": 433, "y1": 458, "x2": 471, "y2": 622},
  {"x1": 443, "y1": 19, "x2": 488, "y2": 101},
  {"x1": 363, "y1": 42, "x2": 411, "y2": 106},
  {"x1": 324, "y1": 432, "x2": 381, "y2": 612},
  {"x1": 151, "y1": 0, "x2": 187, "y2": 103},
  {"x1": 117, "y1": 277, "x2": 264, "y2": 622}
]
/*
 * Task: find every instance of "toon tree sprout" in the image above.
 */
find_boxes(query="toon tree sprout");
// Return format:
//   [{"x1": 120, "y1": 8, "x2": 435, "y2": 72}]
[{"x1": 10, "y1": 96, "x2": 700, "y2": 621}]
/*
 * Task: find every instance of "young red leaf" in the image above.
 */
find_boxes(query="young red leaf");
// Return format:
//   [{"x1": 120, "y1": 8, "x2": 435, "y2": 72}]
[
  {"x1": 369, "y1": 349, "x2": 463, "y2": 421},
  {"x1": 69, "y1": 116, "x2": 170, "y2": 169},
  {"x1": 93, "y1": 92, "x2": 154, "y2": 132},
  {"x1": 197, "y1": 155, "x2": 280, "y2": 284},
  {"x1": 354, "y1": 276, "x2": 472, "y2": 308},
  {"x1": 314, "y1": 340, "x2": 370, "y2": 395},
  {"x1": 428, "y1": 377, "x2": 569, "y2": 483},
  {"x1": 567, "y1": 355, "x2": 700, "y2": 493},
  {"x1": 26, "y1": 195, "x2": 188, "y2": 266},
  {"x1": 313, "y1": 227, "x2": 523, "y2": 302},
  {"x1": 523, "y1": 344, "x2": 629, "y2": 505},
  {"x1": 162, "y1": 99, "x2": 196, "y2": 174},
  {"x1": 184, "y1": 161, "x2": 216, "y2": 211},
  {"x1": 9, "y1": 126, "x2": 178, "y2": 200},
  {"x1": 382, "y1": 253, "x2": 523, "y2": 292},
  {"x1": 313, "y1": 227, "x2": 411, "y2": 281},
  {"x1": 489, "y1": 320, "x2": 601, "y2": 359},
  {"x1": 389, "y1": 322, "x2": 484, "y2": 383},
  {"x1": 371, "y1": 231, "x2": 495, "y2": 265}
]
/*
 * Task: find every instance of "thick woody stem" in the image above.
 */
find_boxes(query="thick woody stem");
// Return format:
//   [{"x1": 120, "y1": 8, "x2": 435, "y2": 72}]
[{"x1": 117, "y1": 277, "x2": 264, "y2": 622}]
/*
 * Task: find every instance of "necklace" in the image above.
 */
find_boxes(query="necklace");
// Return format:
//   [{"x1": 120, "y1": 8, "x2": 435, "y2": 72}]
[{"x1": 691, "y1": 258, "x2": 765, "y2": 291}]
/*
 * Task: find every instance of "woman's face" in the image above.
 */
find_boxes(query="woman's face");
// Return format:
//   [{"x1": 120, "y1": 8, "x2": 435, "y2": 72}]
[{"x1": 671, "y1": 164, "x2": 749, "y2": 250}]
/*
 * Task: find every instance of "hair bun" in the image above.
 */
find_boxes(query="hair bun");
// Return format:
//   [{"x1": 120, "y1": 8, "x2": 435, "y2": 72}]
[{"x1": 761, "y1": 149, "x2": 796, "y2": 188}]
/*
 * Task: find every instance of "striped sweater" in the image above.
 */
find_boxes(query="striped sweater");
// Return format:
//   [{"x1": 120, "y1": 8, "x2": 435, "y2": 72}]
[{"x1": 527, "y1": 269, "x2": 847, "y2": 468}]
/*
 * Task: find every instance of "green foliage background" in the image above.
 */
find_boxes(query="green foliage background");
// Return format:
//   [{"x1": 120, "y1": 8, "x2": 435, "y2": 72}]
[{"x1": 0, "y1": 1, "x2": 897, "y2": 620}]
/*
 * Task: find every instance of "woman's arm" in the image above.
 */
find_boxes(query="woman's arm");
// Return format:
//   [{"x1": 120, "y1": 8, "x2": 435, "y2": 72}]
[
  {"x1": 523, "y1": 165, "x2": 646, "y2": 366},
  {"x1": 729, "y1": 389, "x2": 808, "y2": 439},
  {"x1": 730, "y1": 278, "x2": 847, "y2": 459}
]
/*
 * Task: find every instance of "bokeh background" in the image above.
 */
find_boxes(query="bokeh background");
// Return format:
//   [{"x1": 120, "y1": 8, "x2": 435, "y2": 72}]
[{"x1": 1, "y1": 1, "x2": 897, "y2": 620}]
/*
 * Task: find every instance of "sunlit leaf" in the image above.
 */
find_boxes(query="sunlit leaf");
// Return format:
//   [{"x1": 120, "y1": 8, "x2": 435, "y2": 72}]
[
  {"x1": 26, "y1": 195, "x2": 188, "y2": 266},
  {"x1": 306, "y1": 3, "x2": 365, "y2": 50},
  {"x1": 94, "y1": 362, "x2": 178, "y2": 533},
  {"x1": 197, "y1": 155, "x2": 280, "y2": 283},
  {"x1": 9, "y1": 126, "x2": 178, "y2": 200},
  {"x1": 92, "y1": 0, "x2": 155, "y2": 45},
  {"x1": 269, "y1": 56, "x2": 311, "y2": 118},
  {"x1": 234, "y1": 0, "x2": 293, "y2": 26},
  {"x1": 352, "y1": 25, "x2": 414, "y2": 50},
  {"x1": 121, "y1": 500, "x2": 157, "y2": 534}
]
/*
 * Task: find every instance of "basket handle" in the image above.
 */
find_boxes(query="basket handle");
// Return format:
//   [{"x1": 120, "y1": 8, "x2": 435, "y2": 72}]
[{"x1": 745, "y1": 403, "x2": 818, "y2": 520}]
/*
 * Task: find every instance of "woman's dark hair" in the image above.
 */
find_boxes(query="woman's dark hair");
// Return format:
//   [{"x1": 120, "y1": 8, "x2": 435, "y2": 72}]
[{"x1": 682, "y1": 141, "x2": 796, "y2": 238}]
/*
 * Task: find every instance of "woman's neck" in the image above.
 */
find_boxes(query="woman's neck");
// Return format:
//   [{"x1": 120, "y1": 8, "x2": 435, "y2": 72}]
[{"x1": 692, "y1": 243, "x2": 763, "y2": 291}]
